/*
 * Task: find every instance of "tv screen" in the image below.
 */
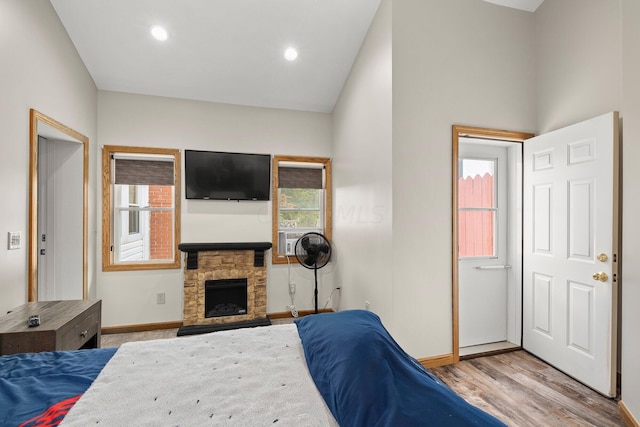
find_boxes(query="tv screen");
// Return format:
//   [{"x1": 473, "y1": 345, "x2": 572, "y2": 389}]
[{"x1": 184, "y1": 150, "x2": 271, "y2": 201}]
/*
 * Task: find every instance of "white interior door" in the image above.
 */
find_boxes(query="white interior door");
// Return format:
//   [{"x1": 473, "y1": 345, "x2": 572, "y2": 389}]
[
  {"x1": 523, "y1": 112, "x2": 619, "y2": 397},
  {"x1": 458, "y1": 143, "x2": 509, "y2": 347}
]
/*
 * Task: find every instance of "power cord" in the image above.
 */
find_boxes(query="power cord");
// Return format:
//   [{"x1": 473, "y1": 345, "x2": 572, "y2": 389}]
[
  {"x1": 323, "y1": 287, "x2": 341, "y2": 309},
  {"x1": 286, "y1": 256, "x2": 298, "y2": 318}
]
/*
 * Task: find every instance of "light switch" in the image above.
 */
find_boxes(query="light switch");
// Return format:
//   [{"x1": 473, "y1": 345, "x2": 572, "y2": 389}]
[{"x1": 8, "y1": 232, "x2": 21, "y2": 250}]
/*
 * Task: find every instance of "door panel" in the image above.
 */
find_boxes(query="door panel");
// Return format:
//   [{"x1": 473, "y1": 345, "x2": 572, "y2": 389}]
[
  {"x1": 568, "y1": 281, "x2": 594, "y2": 354},
  {"x1": 533, "y1": 184, "x2": 552, "y2": 254},
  {"x1": 523, "y1": 112, "x2": 618, "y2": 397},
  {"x1": 568, "y1": 179, "x2": 593, "y2": 259},
  {"x1": 532, "y1": 273, "x2": 552, "y2": 336}
]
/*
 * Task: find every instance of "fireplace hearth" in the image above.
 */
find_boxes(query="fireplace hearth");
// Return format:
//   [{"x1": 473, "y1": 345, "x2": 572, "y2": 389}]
[{"x1": 177, "y1": 242, "x2": 272, "y2": 336}]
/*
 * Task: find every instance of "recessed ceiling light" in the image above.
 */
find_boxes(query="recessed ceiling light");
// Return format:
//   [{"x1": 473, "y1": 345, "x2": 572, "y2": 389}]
[
  {"x1": 151, "y1": 26, "x2": 168, "y2": 41},
  {"x1": 284, "y1": 47, "x2": 298, "y2": 61}
]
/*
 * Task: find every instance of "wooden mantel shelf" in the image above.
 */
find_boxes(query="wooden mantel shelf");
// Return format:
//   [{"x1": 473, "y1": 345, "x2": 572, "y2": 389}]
[
  {"x1": 177, "y1": 242, "x2": 272, "y2": 269},
  {"x1": 177, "y1": 242, "x2": 272, "y2": 252}
]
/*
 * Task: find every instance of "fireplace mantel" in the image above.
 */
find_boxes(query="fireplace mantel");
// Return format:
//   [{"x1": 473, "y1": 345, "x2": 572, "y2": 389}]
[
  {"x1": 178, "y1": 242, "x2": 272, "y2": 269},
  {"x1": 178, "y1": 242, "x2": 272, "y2": 252}
]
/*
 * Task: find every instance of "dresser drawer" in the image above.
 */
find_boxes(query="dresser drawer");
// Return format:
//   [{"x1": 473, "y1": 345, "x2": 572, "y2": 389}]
[
  {"x1": 59, "y1": 310, "x2": 99, "y2": 351},
  {"x1": 0, "y1": 300, "x2": 101, "y2": 355}
]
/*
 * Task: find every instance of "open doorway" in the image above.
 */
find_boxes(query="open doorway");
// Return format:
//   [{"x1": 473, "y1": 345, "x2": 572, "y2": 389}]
[
  {"x1": 29, "y1": 109, "x2": 88, "y2": 301},
  {"x1": 452, "y1": 126, "x2": 533, "y2": 361}
]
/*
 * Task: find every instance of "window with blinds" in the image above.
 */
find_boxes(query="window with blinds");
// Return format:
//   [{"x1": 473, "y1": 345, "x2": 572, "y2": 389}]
[
  {"x1": 272, "y1": 156, "x2": 332, "y2": 263},
  {"x1": 102, "y1": 146, "x2": 181, "y2": 271}
]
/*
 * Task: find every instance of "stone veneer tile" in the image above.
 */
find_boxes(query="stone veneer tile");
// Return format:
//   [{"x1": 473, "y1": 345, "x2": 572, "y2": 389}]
[{"x1": 182, "y1": 249, "x2": 267, "y2": 326}]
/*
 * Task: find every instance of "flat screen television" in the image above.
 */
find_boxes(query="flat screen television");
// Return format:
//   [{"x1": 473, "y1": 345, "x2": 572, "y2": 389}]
[{"x1": 184, "y1": 150, "x2": 271, "y2": 201}]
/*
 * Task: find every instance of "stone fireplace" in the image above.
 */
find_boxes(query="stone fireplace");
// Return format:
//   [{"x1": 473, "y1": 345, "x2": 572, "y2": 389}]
[{"x1": 177, "y1": 242, "x2": 272, "y2": 335}]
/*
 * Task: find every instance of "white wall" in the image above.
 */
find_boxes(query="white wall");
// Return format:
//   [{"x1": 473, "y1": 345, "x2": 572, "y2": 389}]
[
  {"x1": 332, "y1": 0, "x2": 392, "y2": 322},
  {"x1": 621, "y1": 0, "x2": 640, "y2": 421},
  {"x1": 97, "y1": 91, "x2": 333, "y2": 326},
  {"x1": 391, "y1": 0, "x2": 536, "y2": 357},
  {"x1": 0, "y1": 0, "x2": 97, "y2": 316},
  {"x1": 534, "y1": 0, "x2": 622, "y2": 133}
]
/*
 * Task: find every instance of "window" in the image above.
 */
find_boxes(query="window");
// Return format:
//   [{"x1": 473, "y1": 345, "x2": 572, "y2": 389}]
[
  {"x1": 128, "y1": 185, "x2": 140, "y2": 235},
  {"x1": 272, "y1": 155, "x2": 331, "y2": 264},
  {"x1": 458, "y1": 157, "x2": 496, "y2": 258},
  {"x1": 102, "y1": 146, "x2": 181, "y2": 271}
]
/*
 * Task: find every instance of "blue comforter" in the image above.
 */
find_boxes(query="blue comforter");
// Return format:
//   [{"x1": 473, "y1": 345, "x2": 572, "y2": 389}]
[
  {"x1": 295, "y1": 310, "x2": 506, "y2": 426},
  {"x1": 0, "y1": 347, "x2": 116, "y2": 426}
]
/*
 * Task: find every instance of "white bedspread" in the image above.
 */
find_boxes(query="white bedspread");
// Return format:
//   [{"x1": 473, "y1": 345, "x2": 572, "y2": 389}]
[{"x1": 60, "y1": 324, "x2": 338, "y2": 426}]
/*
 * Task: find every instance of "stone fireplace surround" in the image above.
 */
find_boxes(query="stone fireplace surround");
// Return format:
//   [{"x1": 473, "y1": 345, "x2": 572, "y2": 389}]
[{"x1": 177, "y1": 242, "x2": 272, "y2": 336}]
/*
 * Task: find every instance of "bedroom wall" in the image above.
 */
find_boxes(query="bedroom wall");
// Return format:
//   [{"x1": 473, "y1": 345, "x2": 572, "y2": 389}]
[
  {"x1": 534, "y1": 0, "x2": 622, "y2": 133},
  {"x1": 621, "y1": 0, "x2": 640, "y2": 421},
  {"x1": 97, "y1": 91, "x2": 333, "y2": 327},
  {"x1": 391, "y1": 0, "x2": 536, "y2": 357},
  {"x1": 332, "y1": 0, "x2": 392, "y2": 323},
  {"x1": 0, "y1": 0, "x2": 97, "y2": 316}
]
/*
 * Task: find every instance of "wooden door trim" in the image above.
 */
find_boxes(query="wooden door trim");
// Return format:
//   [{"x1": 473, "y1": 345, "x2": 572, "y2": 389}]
[
  {"x1": 29, "y1": 109, "x2": 89, "y2": 301},
  {"x1": 451, "y1": 125, "x2": 534, "y2": 363}
]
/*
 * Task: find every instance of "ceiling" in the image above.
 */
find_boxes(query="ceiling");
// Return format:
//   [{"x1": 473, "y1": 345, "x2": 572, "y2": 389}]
[
  {"x1": 50, "y1": 0, "x2": 542, "y2": 114},
  {"x1": 50, "y1": 0, "x2": 382, "y2": 113},
  {"x1": 482, "y1": 0, "x2": 544, "y2": 12}
]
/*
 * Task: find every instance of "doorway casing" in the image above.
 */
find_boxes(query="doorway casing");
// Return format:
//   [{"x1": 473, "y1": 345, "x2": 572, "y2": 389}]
[
  {"x1": 28, "y1": 109, "x2": 89, "y2": 301},
  {"x1": 451, "y1": 125, "x2": 534, "y2": 363}
]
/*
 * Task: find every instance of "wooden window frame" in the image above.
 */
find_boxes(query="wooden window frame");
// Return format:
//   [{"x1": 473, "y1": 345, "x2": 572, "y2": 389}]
[
  {"x1": 102, "y1": 145, "x2": 181, "y2": 271},
  {"x1": 271, "y1": 155, "x2": 332, "y2": 265}
]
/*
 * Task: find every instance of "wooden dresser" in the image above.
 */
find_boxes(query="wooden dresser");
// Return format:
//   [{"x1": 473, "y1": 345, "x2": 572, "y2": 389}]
[{"x1": 0, "y1": 300, "x2": 101, "y2": 356}]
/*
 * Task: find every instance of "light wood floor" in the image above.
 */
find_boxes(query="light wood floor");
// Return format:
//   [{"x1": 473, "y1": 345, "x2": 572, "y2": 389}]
[{"x1": 430, "y1": 350, "x2": 623, "y2": 427}]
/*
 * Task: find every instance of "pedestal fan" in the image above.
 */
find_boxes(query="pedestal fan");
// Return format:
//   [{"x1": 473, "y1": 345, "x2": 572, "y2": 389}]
[{"x1": 294, "y1": 232, "x2": 332, "y2": 314}]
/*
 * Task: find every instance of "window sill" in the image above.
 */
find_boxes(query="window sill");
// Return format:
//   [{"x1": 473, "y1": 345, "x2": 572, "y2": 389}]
[{"x1": 102, "y1": 260, "x2": 180, "y2": 272}]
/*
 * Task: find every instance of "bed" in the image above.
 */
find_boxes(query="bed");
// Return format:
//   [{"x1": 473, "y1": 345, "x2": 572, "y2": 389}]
[{"x1": 0, "y1": 310, "x2": 505, "y2": 426}]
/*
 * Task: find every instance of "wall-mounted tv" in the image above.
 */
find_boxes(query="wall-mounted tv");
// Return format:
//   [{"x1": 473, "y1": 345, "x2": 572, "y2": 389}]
[{"x1": 184, "y1": 150, "x2": 271, "y2": 201}]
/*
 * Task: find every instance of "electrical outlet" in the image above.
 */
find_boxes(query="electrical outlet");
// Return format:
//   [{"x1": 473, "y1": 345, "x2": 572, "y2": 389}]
[
  {"x1": 289, "y1": 283, "x2": 296, "y2": 294},
  {"x1": 8, "y1": 232, "x2": 21, "y2": 250},
  {"x1": 156, "y1": 292, "x2": 166, "y2": 304}
]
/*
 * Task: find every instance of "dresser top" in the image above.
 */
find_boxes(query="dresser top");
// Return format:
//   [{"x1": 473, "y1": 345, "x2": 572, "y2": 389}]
[{"x1": 0, "y1": 300, "x2": 100, "y2": 333}]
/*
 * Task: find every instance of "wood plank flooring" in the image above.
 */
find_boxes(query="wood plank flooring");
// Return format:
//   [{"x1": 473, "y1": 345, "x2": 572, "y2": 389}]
[{"x1": 430, "y1": 350, "x2": 623, "y2": 427}]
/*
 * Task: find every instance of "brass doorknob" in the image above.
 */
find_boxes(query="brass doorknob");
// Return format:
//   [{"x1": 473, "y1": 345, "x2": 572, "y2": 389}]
[
  {"x1": 593, "y1": 272, "x2": 608, "y2": 282},
  {"x1": 597, "y1": 253, "x2": 608, "y2": 262}
]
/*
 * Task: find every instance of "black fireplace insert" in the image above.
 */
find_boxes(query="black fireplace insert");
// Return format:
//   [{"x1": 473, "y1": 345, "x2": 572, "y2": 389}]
[{"x1": 204, "y1": 279, "x2": 248, "y2": 318}]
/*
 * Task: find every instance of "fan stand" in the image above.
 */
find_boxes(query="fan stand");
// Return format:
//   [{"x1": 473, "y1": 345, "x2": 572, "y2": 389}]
[
  {"x1": 313, "y1": 263, "x2": 319, "y2": 314},
  {"x1": 294, "y1": 232, "x2": 331, "y2": 316}
]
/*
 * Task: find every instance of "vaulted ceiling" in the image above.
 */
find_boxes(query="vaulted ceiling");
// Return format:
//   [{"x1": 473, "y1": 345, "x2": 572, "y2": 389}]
[{"x1": 50, "y1": 0, "x2": 543, "y2": 113}]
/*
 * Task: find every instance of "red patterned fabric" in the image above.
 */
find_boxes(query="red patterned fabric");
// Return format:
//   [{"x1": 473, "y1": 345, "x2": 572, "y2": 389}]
[{"x1": 18, "y1": 395, "x2": 81, "y2": 427}]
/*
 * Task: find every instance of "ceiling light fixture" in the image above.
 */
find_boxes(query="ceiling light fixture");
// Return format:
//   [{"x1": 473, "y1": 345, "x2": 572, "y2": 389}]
[
  {"x1": 284, "y1": 47, "x2": 298, "y2": 61},
  {"x1": 151, "y1": 26, "x2": 169, "y2": 41}
]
